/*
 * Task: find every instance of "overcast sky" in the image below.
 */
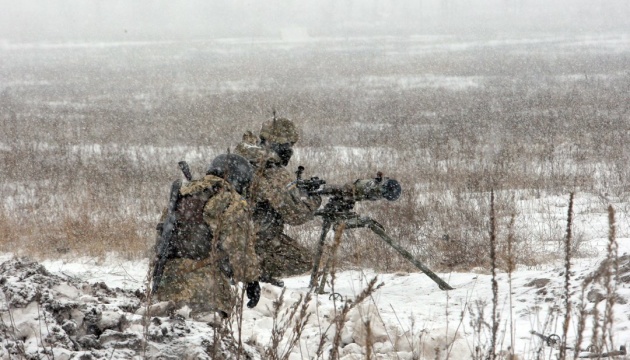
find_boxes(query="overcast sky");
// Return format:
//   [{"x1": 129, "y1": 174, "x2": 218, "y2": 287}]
[{"x1": 1, "y1": 0, "x2": 629, "y2": 42}]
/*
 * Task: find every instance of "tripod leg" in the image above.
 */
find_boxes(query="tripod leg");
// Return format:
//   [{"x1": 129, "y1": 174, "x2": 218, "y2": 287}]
[
  {"x1": 310, "y1": 220, "x2": 332, "y2": 289},
  {"x1": 368, "y1": 221, "x2": 454, "y2": 291},
  {"x1": 317, "y1": 223, "x2": 346, "y2": 294},
  {"x1": 317, "y1": 256, "x2": 332, "y2": 293}
]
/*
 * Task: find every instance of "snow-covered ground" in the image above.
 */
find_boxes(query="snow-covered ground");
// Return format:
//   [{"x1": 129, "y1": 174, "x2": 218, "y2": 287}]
[{"x1": 1, "y1": 193, "x2": 629, "y2": 359}]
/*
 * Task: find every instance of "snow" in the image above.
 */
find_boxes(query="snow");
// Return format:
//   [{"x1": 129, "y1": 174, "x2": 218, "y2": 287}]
[
  {"x1": 360, "y1": 75, "x2": 481, "y2": 91},
  {"x1": 1, "y1": 194, "x2": 630, "y2": 359}
]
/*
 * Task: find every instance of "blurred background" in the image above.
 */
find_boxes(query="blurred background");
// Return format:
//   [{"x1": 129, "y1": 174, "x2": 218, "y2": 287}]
[
  {"x1": 1, "y1": 1, "x2": 629, "y2": 272},
  {"x1": 1, "y1": 0, "x2": 629, "y2": 42}
]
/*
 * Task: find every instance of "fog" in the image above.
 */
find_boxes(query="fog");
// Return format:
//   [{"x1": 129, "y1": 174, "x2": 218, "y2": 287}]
[{"x1": 2, "y1": 0, "x2": 629, "y2": 43}]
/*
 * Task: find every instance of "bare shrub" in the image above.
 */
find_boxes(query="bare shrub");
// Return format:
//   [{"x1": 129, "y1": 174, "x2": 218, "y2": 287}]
[{"x1": 263, "y1": 288, "x2": 313, "y2": 360}]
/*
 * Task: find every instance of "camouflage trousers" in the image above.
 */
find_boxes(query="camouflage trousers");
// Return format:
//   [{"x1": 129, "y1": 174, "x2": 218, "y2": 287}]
[
  {"x1": 155, "y1": 258, "x2": 235, "y2": 316},
  {"x1": 256, "y1": 228, "x2": 312, "y2": 278}
]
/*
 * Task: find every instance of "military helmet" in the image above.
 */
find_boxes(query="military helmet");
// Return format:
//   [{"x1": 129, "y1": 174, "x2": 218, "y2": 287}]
[
  {"x1": 259, "y1": 118, "x2": 299, "y2": 144},
  {"x1": 206, "y1": 154, "x2": 253, "y2": 194}
]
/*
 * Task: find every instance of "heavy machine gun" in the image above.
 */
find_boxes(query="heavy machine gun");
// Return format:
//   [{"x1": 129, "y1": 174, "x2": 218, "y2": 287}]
[
  {"x1": 295, "y1": 165, "x2": 326, "y2": 192},
  {"x1": 301, "y1": 168, "x2": 454, "y2": 293}
]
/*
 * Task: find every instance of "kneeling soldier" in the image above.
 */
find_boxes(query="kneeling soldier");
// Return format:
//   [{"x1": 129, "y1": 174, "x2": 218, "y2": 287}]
[{"x1": 152, "y1": 154, "x2": 260, "y2": 322}]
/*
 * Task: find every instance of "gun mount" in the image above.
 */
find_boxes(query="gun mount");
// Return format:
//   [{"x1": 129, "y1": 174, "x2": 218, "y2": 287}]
[{"x1": 301, "y1": 168, "x2": 454, "y2": 293}]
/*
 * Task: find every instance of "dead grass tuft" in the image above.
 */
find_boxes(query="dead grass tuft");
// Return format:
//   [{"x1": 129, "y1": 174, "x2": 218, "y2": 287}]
[{"x1": 1, "y1": 38, "x2": 629, "y2": 272}]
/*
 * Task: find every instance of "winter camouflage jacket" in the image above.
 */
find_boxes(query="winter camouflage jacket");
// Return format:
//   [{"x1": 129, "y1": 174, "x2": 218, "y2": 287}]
[
  {"x1": 235, "y1": 137, "x2": 321, "y2": 232},
  {"x1": 234, "y1": 131, "x2": 321, "y2": 277},
  {"x1": 155, "y1": 175, "x2": 258, "y2": 315}
]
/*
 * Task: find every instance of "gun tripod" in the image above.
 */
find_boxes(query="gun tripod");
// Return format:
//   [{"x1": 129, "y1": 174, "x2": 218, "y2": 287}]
[{"x1": 309, "y1": 207, "x2": 454, "y2": 294}]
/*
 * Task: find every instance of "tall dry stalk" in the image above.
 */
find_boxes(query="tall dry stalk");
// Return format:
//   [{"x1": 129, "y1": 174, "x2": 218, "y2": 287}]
[
  {"x1": 321, "y1": 277, "x2": 383, "y2": 360},
  {"x1": 264, "y1": 288, "x2": 313, "y2": 360},
  {"x1": 602, "y1": 205, "x2": 618, "y2": 352},
  {"x1": 489, "y1": 189, "x2": 498, "y2": 360},
  {"x1": 572, "y1": 203, "x2": 619, "y2": 360},
  {"x1": 365, "y1": 320, "x2": 373, "y2": 360},
  {"x1": 560, "y1": 192, "x2": 574, "y2": 360},
  {"x1": 506, "y1": 212, "x2": 516, "y2": 358}
]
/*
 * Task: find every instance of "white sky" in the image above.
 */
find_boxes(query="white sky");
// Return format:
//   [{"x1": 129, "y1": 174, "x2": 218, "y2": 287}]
[{"x1": 1, "y1": 0, "x2": 629, "y2": 42}]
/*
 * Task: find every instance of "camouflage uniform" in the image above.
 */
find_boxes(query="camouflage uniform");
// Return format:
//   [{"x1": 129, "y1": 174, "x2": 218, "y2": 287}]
[
  {"x1": 235, "y1": 118, "x2": 322, "y2": 279},
  {"x1": 154, "y1": 175, "x2": 259, "y2": 316}
]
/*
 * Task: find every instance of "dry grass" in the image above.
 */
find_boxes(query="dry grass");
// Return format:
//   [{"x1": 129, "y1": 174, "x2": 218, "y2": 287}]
[
  {"x1": 1, "y1": 37, "x2": 629, "y2": 273},
  {"x1": 2, "y1": 33, "x2": 630, "y2": 360},
  {"x1": 0, "y1": 209, "x2": 149, "y2": 260}
]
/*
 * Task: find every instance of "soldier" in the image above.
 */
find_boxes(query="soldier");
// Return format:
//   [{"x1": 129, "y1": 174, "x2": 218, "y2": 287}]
[
  {"x1": 235, "y1": 117, "x2": 322, "y2": 283},
  {"x1": 152, "y1": 154, "x2": 260, "y2": 322}
]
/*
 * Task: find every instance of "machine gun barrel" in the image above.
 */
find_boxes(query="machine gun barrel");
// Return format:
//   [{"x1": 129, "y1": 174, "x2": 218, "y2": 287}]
[{"x1": 311, "y1": 176, "x2": 402, "y2": 202}]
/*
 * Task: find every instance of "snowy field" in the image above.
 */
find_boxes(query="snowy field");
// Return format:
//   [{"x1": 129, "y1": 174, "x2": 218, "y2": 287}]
[
  {"x1": 1, "y1": 17, "x2": 630, "y2": 359},
  {"x1": 1, "y1": 191, "x2": 629, "y2": 359}
]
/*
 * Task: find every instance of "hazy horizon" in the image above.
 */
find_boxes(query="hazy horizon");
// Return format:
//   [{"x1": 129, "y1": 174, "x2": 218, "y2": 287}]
[{"x1": 2, "y1": 0, "x2": 629, "y2": 43}]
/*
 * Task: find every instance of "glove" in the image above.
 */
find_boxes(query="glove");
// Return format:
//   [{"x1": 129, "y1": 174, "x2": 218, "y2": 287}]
[{"x1": 246, "y1": 281, "x2": 260, "y2": 308}]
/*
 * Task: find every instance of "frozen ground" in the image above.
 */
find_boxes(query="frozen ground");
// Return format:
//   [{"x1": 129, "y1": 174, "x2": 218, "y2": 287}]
[{"x1": 1, "y1": 193, "x2": 629, "y2": 359}]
